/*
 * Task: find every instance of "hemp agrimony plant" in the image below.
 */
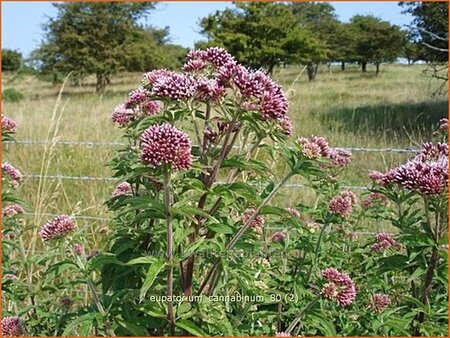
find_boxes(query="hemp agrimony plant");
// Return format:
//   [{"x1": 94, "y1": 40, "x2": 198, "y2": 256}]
[{"x1": 3, "y1": 49, "x2": 447, "y2": 337}]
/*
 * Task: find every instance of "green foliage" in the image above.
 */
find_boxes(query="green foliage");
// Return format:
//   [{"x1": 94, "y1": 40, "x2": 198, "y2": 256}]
[
  {"x1": 2, "y1": 49, "x2": 22, "y2": 72},
  {"x1": 199, "y1": 2, "x2": 321, "y2": 74},
  {"x1": 2, "y1": 88, "x2": 24, "y2": 102},
  {"x1": 348, "y1": 15, "x2": 407, "y2": 73},
  {"x1": 400, "y1": 1, "x2": 448, "y2": 62},
  {"x1": 34, "y1": 2, "x2": 156, "y2": 92}
]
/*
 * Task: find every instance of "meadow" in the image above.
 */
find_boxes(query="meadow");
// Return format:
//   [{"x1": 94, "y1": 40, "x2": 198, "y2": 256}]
[
  {"x1": 3, "y1": 63, "x2": 446, "y2": 240},
  {"x1": 2, "y1": 59, "x2": 448, "y2": 336}
]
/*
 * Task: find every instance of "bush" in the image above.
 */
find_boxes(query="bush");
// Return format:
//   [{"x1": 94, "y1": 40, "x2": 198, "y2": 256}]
[
  {"x1": 2, "y1": 88, "x2": 24, "y2": 103},
  {"x1": 2, "y1": 49, "x2": 22, "y2": 72}
]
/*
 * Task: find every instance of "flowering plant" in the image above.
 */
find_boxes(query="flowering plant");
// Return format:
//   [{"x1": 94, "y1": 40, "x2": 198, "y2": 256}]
[{"x1": 2, "y1": 49, "x2": 447, "y2": 337}]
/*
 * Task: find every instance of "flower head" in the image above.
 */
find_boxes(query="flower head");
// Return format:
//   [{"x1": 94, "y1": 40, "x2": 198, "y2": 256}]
[
  {"x1": 371, "y1": 233, "x2": 402, "y2": 252},
  {"x1": 2, "y1": 116, "x2": 17, "y2": 132},
  {"x1": 124, "y1": 88, "x2": 151, "y2": 109},
  {"x1": 321, "y1": 268, "x2": 356, "y2": 306},
  {"x1": 39, "y1": 215, "x2": 76, "y2": 242},
  {"x1": 271, "y1": 231, "x2": 286, "y2": 242},
  {"x1": 205, "y1": 47, "x2": 235, "y2": 68},
  {"x1": 152, "y1": 72, "x2": 197, "y2": 100},
  {"x1": 2, "y1": 317, "x2": 25, "y2": 337},
  {"x1": 3, "y1": 274, "x2": 18, "y2": 281},
  {"x1": 73, "y1": 243, "x2": 84, "y2": 256},
  {"x1": 111, "y1": 104, "x2": 135, "y2": 126},
  {"x1": 142, "y1": 69, "x2": 173, "y2": 87},
  {"x1": 196, "y1": 78, "x2": 225, "y2": 102},
  {"x1": 2, "y1": 204, "x2": 24, "y2": 218},
  {"x1": 329, "y1": 191, "x2": 356, "y2": 218},
  {"x1": 275, "y1": 332, "x2": 291, "y2": 337},
  {"x1": 140, "y1": 123, "x2": 192, "y2": 171},
  {"x1": 297, "y1": 136, "x2": 331, "y2": 158},
  {"x1": 242, "y1": 208, "x2": 265, "y2": 234},
  {"x1": 112, "y1": 182, "x2": 133, "y2": 197},
  {"x1": 371, "y1": 293, "x2": 391, "y2": 313},
  {"x1": 142, "y1": 100, "x2": 162, "y2": 116},
  {"x1": 329, "y1": 148, "x2": 352, "y2": 167},
  {"x1": 286, "y1": 207, "x2": 301, "y2": 218},
  {"x1": 377, "y1": 142, "x2": 448, "y2": 195},
  {"x1": 362, "y1": 192, "x2": 388, "y2": 209},
  {"x1": 438, "y1": 118, "x2": 448, "y2": 131},
  {"x1": 1, "y1": 163, "x2": 22, "y2": 187}
]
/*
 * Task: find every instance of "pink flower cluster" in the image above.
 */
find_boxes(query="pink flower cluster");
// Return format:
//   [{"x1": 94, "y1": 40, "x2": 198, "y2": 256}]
[
  {"x1": 271, "y1": 231, "x2": 286, "y2": 242},
  {"x1": 321, "y1": 268, "x2": 357, "y2": 306},
  {"x1": 140, "y1": 123, "x2": 192, "y2": 171},
  {"x1": 370, "y1": 142, "x2": 448, "y2": 196},
  {"x1": 111, "y1": 104, "x2": 134, "y2": 126},
  {"x1": 242, "y1": 208, "x2": 265, "y2": 234},
  {"x1": 286, "y1": 207, "x2": 300, "y2": 218},
  {"x1": 3, "y1": 274, "x2": 18, "y2": 281},
  {"x1": 297, "y1": 136, "x2": 352, "y2": 166},
  {"x1": 2, "y1": 317, "x2": 25, "y2": 337},
  {"x1": 2, "y1": 204, "x2": 24, "y2": 218},
  {"x1": 361, "y1": 192, "x2": 388, "y2": 209},
  {"x1": 112, "y1": 182, "x2": 133, "y2": 197},
  {"x1": 328, "y1": 191, "x2": 357, "y2": 218},
  {"x1": 371, "y1": 293, "x2": 391, "y2": 313},
  {"x1": 2, "y1": 115, "x2": 17, "y2": 132},
  {"x1": 1, "y1": 163, "x2": 22, "y2": 184},
  {"x1": 371, "y1": 233, "x2": 402, "y2": 252},
  {"x1": 39, "y1": 215, "x2": 76, "y2": 242},
  {"x1": 275, "y1": 332, "x2": 291, "y2": 337},
  {"x1": 438, "y1": 118, "x2": 448, "y2": 131}
]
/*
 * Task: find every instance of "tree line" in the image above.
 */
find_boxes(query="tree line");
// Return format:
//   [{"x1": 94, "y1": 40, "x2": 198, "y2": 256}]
[{"x1": 2, "y1": 2, "x2": 448, "y2": 91}]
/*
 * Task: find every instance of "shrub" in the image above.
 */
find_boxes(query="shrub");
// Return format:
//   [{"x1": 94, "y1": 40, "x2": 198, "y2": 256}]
[
  {"x1": 2, "y1": 88, "x2": 24, "y2": 103},
  {"x1": 1, "y1": 49, "x2": 22, "y2": 72}
]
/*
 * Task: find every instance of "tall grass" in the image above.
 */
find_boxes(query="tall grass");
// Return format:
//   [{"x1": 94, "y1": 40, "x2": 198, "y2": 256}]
[{"x1": 2, "y1": 63, "x2": 447, "y2": 242}]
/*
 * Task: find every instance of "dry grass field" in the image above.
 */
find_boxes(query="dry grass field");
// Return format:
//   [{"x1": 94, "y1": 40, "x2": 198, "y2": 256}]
[{"x1": 2, "y1": 63, "x2": 447, "y2": 246}]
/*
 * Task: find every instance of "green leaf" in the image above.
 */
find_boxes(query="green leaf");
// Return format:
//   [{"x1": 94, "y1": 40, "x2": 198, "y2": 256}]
[
  {"x1": 126, "y1": 256, "x2": 156, "y2": 265},
  {"x1": 62, "y1": 312, "x2": 100, "y2": 336},
  {"x1": 44, "y1": 260, "x2": 79, "y2": 276},
  {"x1": 175, "y1": 319, "x2": 206, "y2": 336},
  {"x1": 87, "y1": 253, "x2": 125, "y2": 272},
  {"x1": 140, "y1": 259, "x2": 165, "y2": 302},
  {"x1": 206, "y1": 223, "x2": 234, "y2": 235},
  {"x1": 116, "y1": 317, "x2": 149, "y2": 336},
  {"x1": 378, "y1": 254, "x2": 410, "y2": 272},
  {"x1": 181, "y1": 238, "x2": 206, "y2": 260}
]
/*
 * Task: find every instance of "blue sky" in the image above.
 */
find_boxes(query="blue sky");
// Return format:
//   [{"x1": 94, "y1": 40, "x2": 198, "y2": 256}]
[{"x1": 2, "y1": 1, "x2": 413, "y2": 57}]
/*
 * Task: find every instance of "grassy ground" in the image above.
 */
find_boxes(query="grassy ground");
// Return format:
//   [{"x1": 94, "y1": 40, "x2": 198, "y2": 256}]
[{"x1": 2, "y1": 63, "x2": 447, "y2": 241}]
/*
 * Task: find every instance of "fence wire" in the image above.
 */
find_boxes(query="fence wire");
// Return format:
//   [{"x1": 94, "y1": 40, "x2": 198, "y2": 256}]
[
  {"x1": 21, "y1": 212, "x2": 385, "y2": 236},
  {"x1": 23, "y1": 174, "x2": 369, "y2": 190},
  {"x1": 4, "y1": 139, "x2": 419, "y2": 154}
]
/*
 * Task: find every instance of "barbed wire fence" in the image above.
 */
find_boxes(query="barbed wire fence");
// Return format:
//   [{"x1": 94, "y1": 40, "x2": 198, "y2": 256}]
[{"x1": 5, "y1": 138, "x2": 415, "y2": 235}]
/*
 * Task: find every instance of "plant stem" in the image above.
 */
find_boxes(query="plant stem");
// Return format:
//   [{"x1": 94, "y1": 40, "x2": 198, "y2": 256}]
[
  {"x1": 305, "y1": 219, "x2": 329, "y2": 284},
  {"x1": 285, "y1": 297, "x2": 319, "y2": 334},
  {"x1": 163, "y1": 167, "x2": 175, "y2": 335},
  {"x1": 199, "y1": 169, "x2": 296, "y2": 295},
  {"x1": 72, "y1": 250, "x2": 116, "y2": 336}
]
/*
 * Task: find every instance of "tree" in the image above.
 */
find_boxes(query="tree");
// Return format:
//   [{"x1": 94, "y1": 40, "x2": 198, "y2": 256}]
[
  {"x1": 400, "y1": 2, "x2": 448, "y2": 95},
  {"x1": 349, "y1": 15, "x2": 406, "y2": 74},
  {"x1": 2, "y1": 49, "x2": 22, "y2": 72},
  {"x1": 197, "y1": 2, "x2": 326, "y2": 73},
  {"x1": 124, "y1": 27, "x2": 187, "y2": 73},
  {"x1": 35, "y1": 2, "x2": 155, "y2": 92},
  {"x1": 403, "y1": 41, "x2": 426, "y2": 64},
  {"x1": 400, "y1": 2, "x2": 448, "y2": 62},
  {"x1": 289, "y1": 2, "x2": 337, "y2": 78}
]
